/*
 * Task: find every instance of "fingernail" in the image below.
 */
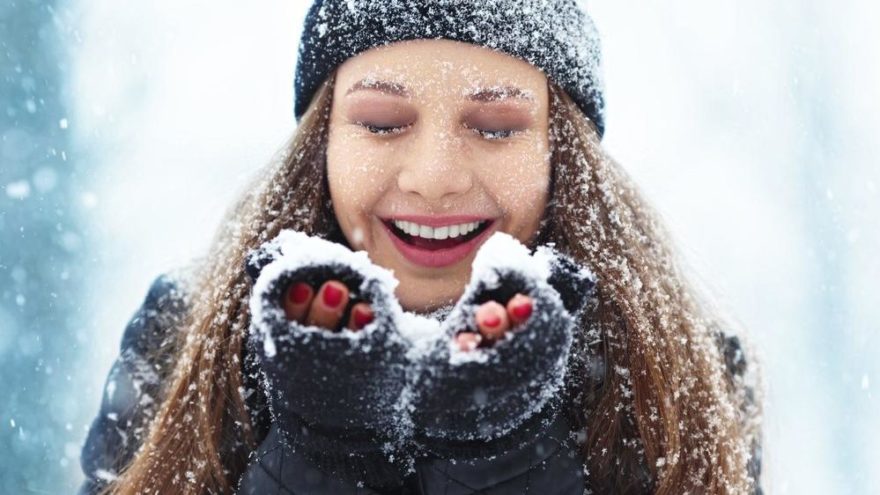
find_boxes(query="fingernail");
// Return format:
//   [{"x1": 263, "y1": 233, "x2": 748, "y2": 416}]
[
  {"x1": 353, "y1": 307, "x2": 374, "y2": 329},
  {"x1": 481, "y1": 313, "x2": 501, "y2": 328},
  {"x1": 456, "y1": 332, "x2": 482, "y2": 352},
  {"x1": 288, "y1": 283, "x2": 311, "y2": 305},
  {"x1": 512, "y1": 301, "x2": 533, "y2": 320},
  {"x1": 322, "y1": 283, "x2": 345, "y2": 307}
]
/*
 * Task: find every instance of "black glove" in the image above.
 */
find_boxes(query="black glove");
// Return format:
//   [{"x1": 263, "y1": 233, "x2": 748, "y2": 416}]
[
  {"x1": 409, "y1": 233, "x2": 597, "y2": 459},
  {"x1": 244, "y1": 230, "x2": 598, "y2": 481},
  {"x1": 244, "y1": 230, "x2": 411, "y2": 490}
]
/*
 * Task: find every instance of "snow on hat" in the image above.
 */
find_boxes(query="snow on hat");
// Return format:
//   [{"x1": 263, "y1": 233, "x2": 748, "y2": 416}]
[{"x1": 294, "y1": 0, "x2": 606, "y2": 138}]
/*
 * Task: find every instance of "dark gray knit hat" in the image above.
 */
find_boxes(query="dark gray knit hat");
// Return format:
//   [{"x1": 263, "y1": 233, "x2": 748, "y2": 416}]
[{"x1": 294, "y1": 0, "x2": 606, "y2": 138}]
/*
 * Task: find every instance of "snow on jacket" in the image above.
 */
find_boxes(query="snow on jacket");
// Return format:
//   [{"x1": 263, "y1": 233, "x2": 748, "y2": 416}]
[{"x1": 78, "y1": 231, "x2": 762, "y2": 494}]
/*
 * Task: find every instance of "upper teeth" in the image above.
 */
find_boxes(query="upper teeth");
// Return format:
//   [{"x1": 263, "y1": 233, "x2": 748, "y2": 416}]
[{"x1": 392, "y1": 220, "x2": 486, "y2": 240}]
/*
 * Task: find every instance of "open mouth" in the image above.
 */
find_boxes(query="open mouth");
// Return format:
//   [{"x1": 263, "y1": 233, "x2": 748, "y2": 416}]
[{"x1": 382, "y1": 218, "x2": 494, "y2": 250}]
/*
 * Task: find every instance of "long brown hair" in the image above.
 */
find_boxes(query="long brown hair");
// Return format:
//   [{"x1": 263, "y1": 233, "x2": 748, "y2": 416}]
[{"x1": 105, "y1": 71, "x2": 761, "y2": 494}]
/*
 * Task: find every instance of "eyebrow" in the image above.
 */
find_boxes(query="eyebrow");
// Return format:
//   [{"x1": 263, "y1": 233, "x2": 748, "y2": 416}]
[
  {"x1": 466, "y1": 86, "x2": 536, "y2": 102},
  {"x1": 345, "y1": 79, "x2": 411, "y2": 97},
  {"x1": 345, "y1": 79, "x2": 535, "y2": 103}
]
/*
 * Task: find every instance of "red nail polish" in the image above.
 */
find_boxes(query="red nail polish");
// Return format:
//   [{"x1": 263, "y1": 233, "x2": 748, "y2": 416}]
[
  {"x1": 353, "y1": 307, "x2": 374, "y2": 329},
  {"x1": 482, "y1": 314, "x2": 501, "y2": 328},
  {"x1": 512, "y1": 301, "x2": 533, "y2": 320},
  {"x1": 288, "y1": 283, "x2": 311, "y2": 305},
  {"x1": 322, "y1": 283, "x2": 345, "y2": 307}
]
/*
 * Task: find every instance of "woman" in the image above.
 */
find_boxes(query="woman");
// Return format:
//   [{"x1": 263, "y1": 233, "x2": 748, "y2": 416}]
[{"x1": 79, "y1": 1, "x2": 763, "y2": 493}]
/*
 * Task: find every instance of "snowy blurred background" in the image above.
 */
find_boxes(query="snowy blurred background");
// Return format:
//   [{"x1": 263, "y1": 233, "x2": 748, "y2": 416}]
[{"x1": 1, "y1": 0, "x2": 877, "y2": 493}]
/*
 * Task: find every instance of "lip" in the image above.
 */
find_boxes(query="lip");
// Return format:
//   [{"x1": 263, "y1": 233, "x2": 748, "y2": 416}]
[{"x1": 381, "y1": 216, "x2": 497, "y2": 268}]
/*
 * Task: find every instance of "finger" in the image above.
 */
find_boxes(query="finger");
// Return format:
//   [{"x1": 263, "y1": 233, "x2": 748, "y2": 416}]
[
  {"x1": 283, "y1": 282, "x2": 313, "y2": 323},
  {"x1": 306, "y1": 280, "x2": 349, "y2": 330},
  {"x1": 454, "y1": 332, "x2": 482, "y2": 352},
  {"x1": 475, "y1": 300, "x2": 509, "y2": 342},
  {"x1": 347, "y1": 302, "x2": 374, "y2": 331},
  {"x1": 506, "y1": 293, "x2": 533, "y2": 327}
]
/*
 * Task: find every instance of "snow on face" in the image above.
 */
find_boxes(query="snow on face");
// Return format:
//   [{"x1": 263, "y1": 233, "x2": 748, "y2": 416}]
[{"x1": 327, "y1": 38, "x2": 551, "y2": 313}]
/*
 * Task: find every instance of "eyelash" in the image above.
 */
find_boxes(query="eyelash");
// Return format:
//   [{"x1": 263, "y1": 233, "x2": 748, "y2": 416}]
[
  {"x1": 359, "y1": 123, "x2": 410, "y2": 136},
  {"x1": 357, "y1": 122, "x2": 520, "y2": 140},
  {"x1": 467, "y1": 125, "x2": 519, "y2": 140}
]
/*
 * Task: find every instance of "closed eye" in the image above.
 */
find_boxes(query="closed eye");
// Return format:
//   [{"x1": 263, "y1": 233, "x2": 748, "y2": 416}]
[
  {"x1": 356, "y1": 121, "x2": 412, "y2": 136},
  {"x1": 464, "y1": 123, "x2": 522, "y2": 140},
  {"x1": 356, "y1": 121, "x2": 521, "y2": 140}
]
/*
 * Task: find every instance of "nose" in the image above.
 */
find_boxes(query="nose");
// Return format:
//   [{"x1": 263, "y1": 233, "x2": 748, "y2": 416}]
[{"x1": 396, "y1": 126, "x2": 473, "y2": 202}]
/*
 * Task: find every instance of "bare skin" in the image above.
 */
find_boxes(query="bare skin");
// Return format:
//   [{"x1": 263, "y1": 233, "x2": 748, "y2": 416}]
[
  {"x1": 282, "y1": 280, "x2": 535, "y2": 350},
  {"x1": 285, "y1": 39, "x2": 551, "y2": 350}
]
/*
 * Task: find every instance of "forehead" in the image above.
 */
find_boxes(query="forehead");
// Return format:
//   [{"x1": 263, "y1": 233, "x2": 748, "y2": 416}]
[{"x1": 334, "y1": 38, "x2": 548, "y2": 98}]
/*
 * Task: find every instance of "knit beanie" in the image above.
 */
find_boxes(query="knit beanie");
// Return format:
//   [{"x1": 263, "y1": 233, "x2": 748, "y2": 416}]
[{"x1": 293, "y1": 0, "x2": 606, "y2": 138}]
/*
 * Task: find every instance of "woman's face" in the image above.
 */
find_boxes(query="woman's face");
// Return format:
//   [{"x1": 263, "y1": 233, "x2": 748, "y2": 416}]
[{"x1": 327, "y1": 39, "x2": 550, "y2": 312}]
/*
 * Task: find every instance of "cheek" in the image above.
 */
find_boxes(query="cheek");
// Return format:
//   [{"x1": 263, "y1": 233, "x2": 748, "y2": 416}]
[
  {"x1": 326, "y1": 130, "x2": 396, "y2": 238},
  {"x1": 477, "y1": 141, "x2": 550, "y2": 226}
]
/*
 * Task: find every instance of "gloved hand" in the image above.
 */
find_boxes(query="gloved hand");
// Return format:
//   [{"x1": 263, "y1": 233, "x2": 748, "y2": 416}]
[
  {"x1": 244, "y1": 229, "x2": 598, "y2": 482},
  {"x1": 409, "y1": 233, "x2": 597, "y2": 458},
  {"x1": 244, "y1": 230, "x2": 412, "y2": 490}
]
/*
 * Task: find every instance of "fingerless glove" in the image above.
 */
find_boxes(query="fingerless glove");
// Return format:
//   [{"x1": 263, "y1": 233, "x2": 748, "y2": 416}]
[
  {"x1": 409, "y1": 233, "x2": 596, "y2": 458},
  {"x1": 243, "y1": 230, "x2": 596, "y2": 489},
  {"x1": 245, "y1": 231, "x2": 412, "y2": 490}
]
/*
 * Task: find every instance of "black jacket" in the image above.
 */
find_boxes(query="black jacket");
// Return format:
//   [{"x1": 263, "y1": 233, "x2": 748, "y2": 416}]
[{"x1": 79, "y1": 231, "x2": 762, "y2": 494}]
